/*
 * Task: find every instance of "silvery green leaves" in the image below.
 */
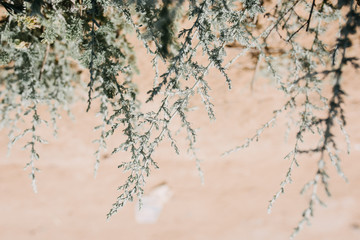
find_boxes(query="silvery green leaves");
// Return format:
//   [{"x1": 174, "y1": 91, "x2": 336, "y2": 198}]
[
  {"x1": 0, "y1": 1, "x2": 358, "y2": 238},
  {"x1": 0, "y1": 10, "x2": 81, "y2": 192},
  {"x1": 106, "y1": 0, "x2": 268, "y2": 217},
  {"x1": 224, "y1": 1, "x2": 358, "y2": 238}
]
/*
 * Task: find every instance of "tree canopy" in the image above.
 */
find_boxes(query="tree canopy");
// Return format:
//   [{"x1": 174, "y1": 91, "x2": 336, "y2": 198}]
[{"x1": 0, "y1": 0, "x2": 359, "y2": 238}]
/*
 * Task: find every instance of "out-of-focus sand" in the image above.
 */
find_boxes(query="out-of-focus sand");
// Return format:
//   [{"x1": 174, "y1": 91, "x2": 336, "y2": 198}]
[{"x1": 1, "y1": 12, "x2": 360, "y2": 240}]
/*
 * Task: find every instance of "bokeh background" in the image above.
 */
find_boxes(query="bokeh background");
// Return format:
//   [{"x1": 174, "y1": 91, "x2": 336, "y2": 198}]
[{"x1": 1, "y1": 7, "x2": 360, "y2": 240}]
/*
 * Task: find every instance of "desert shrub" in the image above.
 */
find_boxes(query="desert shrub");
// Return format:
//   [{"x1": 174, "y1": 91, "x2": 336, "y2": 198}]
[{"x1": 0, "y1": 0, "x2": 359, "y2": 238}]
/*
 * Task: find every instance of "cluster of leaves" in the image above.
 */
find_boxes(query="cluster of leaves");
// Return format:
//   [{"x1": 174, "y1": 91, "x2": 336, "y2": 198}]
[{"x1": 0, "y1": 0, "x2": 359, "y2": 238}]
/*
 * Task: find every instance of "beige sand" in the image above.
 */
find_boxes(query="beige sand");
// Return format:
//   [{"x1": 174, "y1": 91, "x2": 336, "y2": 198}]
[{"x1": 1, "y1": 13, "x2": 360, "y2": 240}]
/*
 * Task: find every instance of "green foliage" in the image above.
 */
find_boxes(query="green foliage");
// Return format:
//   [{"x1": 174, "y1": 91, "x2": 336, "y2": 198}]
[{"x1": 0, "y1": 0, "x2": 359, "y2": 238}]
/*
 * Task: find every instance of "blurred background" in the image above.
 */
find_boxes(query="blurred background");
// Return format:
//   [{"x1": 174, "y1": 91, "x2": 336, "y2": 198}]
[{"x1": 1, "y1": 10, "x2": 360, "y2": 240}]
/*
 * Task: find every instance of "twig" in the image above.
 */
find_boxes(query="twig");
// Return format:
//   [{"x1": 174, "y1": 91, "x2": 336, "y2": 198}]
[
  {"x1": 38, "y1": 44, "x2": 50, "y2": 81},
  {"x1": 306, "y1": 0, "x2": 316, "y2": 32},
  {"x1": 287, "y1": 0, "x2": 316, "y2": 41},
  {"x1": 250, "y1": 53, "x2": 262, "y2": 91}
]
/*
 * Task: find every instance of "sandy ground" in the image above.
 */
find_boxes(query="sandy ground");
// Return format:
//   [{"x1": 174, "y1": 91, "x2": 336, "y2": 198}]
[{"x1": 1, "y1": 10, "x2": 360, "y2": 240}]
